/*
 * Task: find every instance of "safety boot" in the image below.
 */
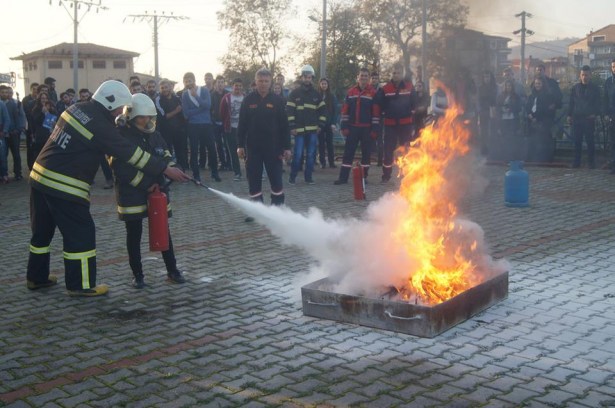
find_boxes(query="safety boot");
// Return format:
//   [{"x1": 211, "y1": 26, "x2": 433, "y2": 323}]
[
  {"x1": 67, "y1": 284, "x2": 109, "y2": 297},
  {"x1": 27, "y1": 275, "x2": 58, "y2": 290}
]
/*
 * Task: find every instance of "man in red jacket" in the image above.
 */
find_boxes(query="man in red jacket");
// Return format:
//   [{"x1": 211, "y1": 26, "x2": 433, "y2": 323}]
[{"x1": 334, "y1": 68, "x2": 381, "y2": 185}]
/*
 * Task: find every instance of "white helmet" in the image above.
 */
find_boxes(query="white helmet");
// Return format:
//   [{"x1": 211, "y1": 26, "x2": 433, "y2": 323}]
[
  {"x1": 92, "y1": 80, "x2": 132, "y2": 111},
  {"x1": 123, "y1": 93, "x2": 157, "y2": 133},
  {"x1": 301, "y1": 64, "x2": 315, "y2": 77}
]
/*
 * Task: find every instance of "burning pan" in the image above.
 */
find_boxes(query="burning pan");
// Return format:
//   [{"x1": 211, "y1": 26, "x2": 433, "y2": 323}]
[{"x1": 301, "y1": 271, "x2": 508, "y2": 338}]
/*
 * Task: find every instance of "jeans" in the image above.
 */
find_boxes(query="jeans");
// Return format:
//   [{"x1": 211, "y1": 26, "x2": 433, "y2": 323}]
[
  {"x1": 290, "y1": 133, "x2": 317, "y2": 181},
  {"x1": 572, "y1": 117, "x2": 595, "y2": 167},
  {"x1": 318, "y1": 126, "x2": 335, "y2": 166},
  {"x1": 7, "y1": 131, "x2": 22, "y2": 177},
  {"x1": 0, "y1": 137, "x2": 8, "y2": 178},
  {"x1": 187, "y1": 123, "x2": 218, "y2": 181},
  {"x1": 225, "y1": 128, "x2": 242, "y2": 176}
]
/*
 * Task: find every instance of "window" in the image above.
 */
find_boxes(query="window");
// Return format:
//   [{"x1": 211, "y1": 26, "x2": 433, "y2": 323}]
[
  {"x1": 70, "y1": 60, "x2": 84, "y2": 69},
  {"x1": 92, "y1": 60, "x2": 106, "y2": 69},
  {"x1": 48, "y1": 60, "x2": 62, "y2": 69},
  {"x1": 593, "y1": 35, "x2": 606, "y2": 42},
  {"x1": 113, "y1": 60, "x2": 127, "y2": 69}
]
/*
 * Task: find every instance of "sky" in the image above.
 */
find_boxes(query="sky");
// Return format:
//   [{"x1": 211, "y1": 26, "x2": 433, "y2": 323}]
[{"x1": 2, "y1": 0, "x2": 614, "y2": 94}]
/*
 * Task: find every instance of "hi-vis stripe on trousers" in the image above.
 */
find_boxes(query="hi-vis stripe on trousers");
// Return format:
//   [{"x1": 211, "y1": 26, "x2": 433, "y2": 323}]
[{"x1": 27, "y1": 188, "x2": 98, "y2": 290}]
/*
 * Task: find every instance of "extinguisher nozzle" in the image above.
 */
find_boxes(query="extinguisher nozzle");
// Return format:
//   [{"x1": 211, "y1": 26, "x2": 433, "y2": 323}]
[{"x1": 190, "y1": 178, "x2": 211, "y2": 190}]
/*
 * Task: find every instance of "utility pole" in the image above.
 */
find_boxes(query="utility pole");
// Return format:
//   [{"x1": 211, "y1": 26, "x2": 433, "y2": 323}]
[
  {"x1": 126, "y1": 12, "x2": 188, "y2": 84},
  {"x1": 50, "y1": 0, "x2": 107, "y2": 92},
  {"x1": 421, "y1": 0, "x2": 427, "y2": 84},
  {"x1": 514, "y1": 11, "x2": 534, "y2": 86}
]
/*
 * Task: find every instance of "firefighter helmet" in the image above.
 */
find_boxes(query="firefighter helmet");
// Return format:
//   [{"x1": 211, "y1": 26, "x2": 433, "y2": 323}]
[
  {"x1": 124, "y1": 93, "x2": 157, "y2": 133},
  {"x1": 300, "y1": 64, "x2": 315, "y2": 77},
  {"x1": 92, "y1": 80, "x2": 132, "y2": 111}
]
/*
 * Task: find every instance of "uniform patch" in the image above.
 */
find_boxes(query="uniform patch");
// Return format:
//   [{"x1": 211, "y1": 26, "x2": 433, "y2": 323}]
[
  {"x1": 266, "y1": 103, "x2": 274, "y2": 108},
  {"x1": 70, "y1": 108, "x2": 92, "y2": 125}
]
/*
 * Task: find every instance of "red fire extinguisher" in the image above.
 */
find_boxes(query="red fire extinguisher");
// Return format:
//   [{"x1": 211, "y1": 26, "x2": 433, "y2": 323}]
[
  {"x1": 352, "y1": 162, "x2": 366, "y2": 200},
  {"x1": 148, "y1": 186, "x2": 169, "y2": 251}
]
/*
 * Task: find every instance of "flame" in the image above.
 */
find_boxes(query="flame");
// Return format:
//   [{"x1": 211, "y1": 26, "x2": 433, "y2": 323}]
[{"x1": 393, "y1": 91, "x2": 482, "y2": 305}]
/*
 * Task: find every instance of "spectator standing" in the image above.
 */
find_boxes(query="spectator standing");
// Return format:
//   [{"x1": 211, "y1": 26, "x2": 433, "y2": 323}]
[
  {"x1": 237, "y1": 68, "x2": 291, "y2": 219},
  {"x1": 526, "y1": 77, "x2": 557, "y2": 162},
  {"x1": 181, "y1": 72, "x2": 220, "y2": 183},
  {"x1": 287, "y1": 64, "x2": 326, "y2": 185},
  {"x1": 371, "y1": 71, "x2": 384, "y2": 166},
  {"x1": 412, "y1": 80, "x2": 430, "y2": 136},
  {"x1": 376, "y1": 65, "x2": 414, "y2": 183},
  {"x1": 111, "y1": 93, "x2": 186, "y2": 288},
  {"x1": 220, "y1": 78, "x2": 245, "y2": 181},
  {"x1": 55, "y1": 92, "x2": 72, "y2": 116},
  {"x1": 568, "y1": 65, "x2": 601, "y2": 169},
  {"x1": 145, "y1": 79, "x2": 158, "y2": 100},
  {"x1": 44, "y1": 77, "x2": 58, "y2": 103},
  {"x1": 155, "y1": 80, "x2": 188, "y2": 171},
  {"x1": 0, "y1": 95, "x2": 9, "y2": 184},
  {"x1": 130, "y1": 81, "x2": 143, "y2": 95},
  {"x1": 603, "y1": 59, "x2": 615, "y2": 172},
  {"x1": 534, "y1": 64, "x2": 563, "y2": 113},
  {"x1": 22, "y1": 83, "x2": 39, "y2": 170},
  {"x1": 30, "y1": 92, "x2": 57, "y2": 167},
  {"x1": 496, "y1": 79, "x2": 522, "y2": 139},
  {"x1": 317, "y1": 78, "x2": 339, "y2": 169},
  {"x1": 477, "y1": 70, "x2": 498, "y2": 155},
  {"x1": 275, "y1": 74, "x2": 290, "y2": 98},
  {"x1": 211, "y1": 76, "x2": 231, "y2": 171},
  {"x1": 1, "y1": 85, "x2": 27, "y2": 180},
  {"x1": 334, "y1": 68, "x2": 381, "y2": 185}
]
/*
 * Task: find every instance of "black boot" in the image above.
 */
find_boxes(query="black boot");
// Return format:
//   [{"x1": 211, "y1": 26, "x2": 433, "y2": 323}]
[
  {"x1": 271, "y1": 192, "x2": 285, "y2": 206},
  {"x1": 334, "y1": 166, "x2": 351, "y2": 185},
  {"x1": 132, "y1": 273, "x2": 145, "y2": 289}
]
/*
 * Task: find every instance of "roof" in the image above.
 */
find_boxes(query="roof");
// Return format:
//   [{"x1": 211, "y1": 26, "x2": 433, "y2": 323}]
[{"x1": 10, "y1": 43, "x2": 139, "y2": 61}]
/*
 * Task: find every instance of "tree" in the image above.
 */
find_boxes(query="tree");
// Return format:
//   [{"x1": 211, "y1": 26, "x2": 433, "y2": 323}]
[
  {"x1": 217, "y1": 0, "x2": 292, "y2": 76},
  {"x1": 359, "y1": 0, "x2": 468, "y2": 80}
]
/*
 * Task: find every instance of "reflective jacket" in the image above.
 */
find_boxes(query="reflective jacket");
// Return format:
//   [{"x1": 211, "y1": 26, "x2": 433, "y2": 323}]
[
  {"x1": 110, "y1": 125, "x2": 174, "y2": 221},
  {"x1": 340, "y1": 84, "x2": 380, "y2": 131},
  {"x1": 377, "y1": 80, "x2": 414, "y2": 127},
  {"x1": 30, "y1": 101, "x2": 167, "y2": 206},
  {"x1": 286, "y1": 83, "x2": 326, "y2": 135}
]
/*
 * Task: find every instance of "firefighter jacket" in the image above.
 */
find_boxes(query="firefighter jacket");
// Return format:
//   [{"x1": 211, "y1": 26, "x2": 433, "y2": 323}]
[
  {"x1": 286, "y1": 83, "x2": 326, "y2": 135},
  {"x1": 29, "y1": 101, "x2": 168, "y2": 206},
  {"x1": 237, "y1": 91, "x2": 290, "y2": 154},
  {"x1": 340, "y1": 84, "x2": 380, "y2": 132},
  {"x1": 110, "y1": 125, "x2": 175, "y2": 221},
  {"x1": 377, "y1": 80, "x2": 415, "y2": 127}
]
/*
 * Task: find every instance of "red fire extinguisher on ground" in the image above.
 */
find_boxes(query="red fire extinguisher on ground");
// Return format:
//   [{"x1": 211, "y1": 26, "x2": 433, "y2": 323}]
[
  {"x1": 148, "y1": 186, "x2": 169, "y2": 251},
  {"x1": 352, "y1": 162, "x2": 366, "y2": 200}
]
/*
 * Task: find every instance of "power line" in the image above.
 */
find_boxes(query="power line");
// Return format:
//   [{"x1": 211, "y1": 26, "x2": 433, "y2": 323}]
[
  {"x1": 125, "y1": 11, "x2": 189, "y2": 82},
  {"x1": 513, "y1": 11, "x2": 534, "y2": 85}
]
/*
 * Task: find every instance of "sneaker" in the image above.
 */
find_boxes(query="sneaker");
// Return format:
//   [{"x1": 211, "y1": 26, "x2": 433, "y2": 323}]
[
  {"x1": 67, "y1": 284, "x2": 109, "y2": 297},
  {"x1": 306, "y1": 179, "x2": 315, "y2": 185},
  {"x1": 103, "y1": 180, "x2": 114, "y2": 189},
  {"x1": 245, "y1": 216, "x2": 255, "y2": 223},
  {"x1": 27, "y1": 275, "x2": 58, "y2": 290},
  {"x1": 213, "y1": 175, "x2": 222, "y2": 182},
  {"x1": 14, "y1": 175, "x2": 23, "y2": 181},
  {"x1": 334, "y1": 179, "x2": 347, "y2": 185},
  {"x1": 132, "y1": 276, "x2": 146, "y2": 289},
  {"x1": 233, "y1": 174, "x2": 242, "y2": 181},
  {"x1": 320, "y1": 163, "x2": 326, "y2": 169},
  {"x1": 288, "y1": 177, "x2": 296, "y2": 185},
  {"x1": 167, "y1": 271, "x2": 186, "y2": 284}
]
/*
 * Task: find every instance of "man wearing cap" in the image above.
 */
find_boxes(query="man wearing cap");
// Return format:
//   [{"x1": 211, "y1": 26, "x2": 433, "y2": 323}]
[{"x1": 26, "y1": 80, "x2": 190, "y2": 297}]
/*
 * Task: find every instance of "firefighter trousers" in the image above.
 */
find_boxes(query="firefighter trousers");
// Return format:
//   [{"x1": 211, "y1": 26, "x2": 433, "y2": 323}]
[
  {"x1": 338, "y1": 127, "x2": 372, "y2": 182},
  {"x1": 246, "y1": 148, "x2": 285, "y2": 206},
  {"x1": 27, "y1": 187, "x2": 97, "y2": 291}
]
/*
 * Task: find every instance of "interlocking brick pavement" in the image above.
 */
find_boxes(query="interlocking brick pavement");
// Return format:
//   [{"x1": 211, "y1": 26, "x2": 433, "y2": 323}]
[{"x1": 1, "y1": 154, "x2": 615, "y2": 407}]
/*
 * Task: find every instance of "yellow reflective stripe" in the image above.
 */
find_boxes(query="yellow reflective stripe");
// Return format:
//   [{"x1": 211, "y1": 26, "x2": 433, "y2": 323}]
[
  {"x1": 317, "y1": 101, "x2": 326, "y2": 108},
  {"x1": 30, "y1": 244, "x2": 50, "y2": 254},
  {"x1": 297, "y1": 106, "x2": 305, "y2": 110},
  {"x1": 294, "y1": 128, "x2": 305, "y2": 132},
  {"x1": 130, "y1": 171, "x2": 144, "y2": 187},
  {"x1": 64, "y1": 249, "x2": 96, "y2": 290},
  {"x1": 167, "y1": 203, "x2": 172, "y2": 211},
  {"x1": 286, "y1": 102, "x2": 296, "y2": 107},
  {"x1": 304, "y1": 103, "x2": 317, "y2": 109},
  {"x1": 127, "y1": 147, "x2": 145, "y2": 166},
  {"x1": 288, "y1": 116, "x2": 296, "y2": 121},
  {"x1": 30, "y1": 171, "x2": 90, "y2": 201},
  {"x1": 305, "y1": 126, "x2": 318, "y2": 131},
  {"x1": 319, "y1": 116, "x2": 327, "y2": 121},
  {"x1": 164, "y1": 150, "x2": 172, "y2": 158},
  {"x1": 61, "y1": 111, "x2": 93, "y2": 140},
  {"x1": 33, "y1": 163, "x2": 90, "y2": 191},
  {"x1": 118, "y1": 205, "x2": 147, "y2": 214},
  {"x1": 135, "y1": 151, "x2": 152, "y2": 169}
]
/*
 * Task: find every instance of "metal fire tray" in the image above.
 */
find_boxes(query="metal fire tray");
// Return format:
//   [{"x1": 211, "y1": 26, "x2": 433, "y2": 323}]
[{"x1": 301, "y1": 271, "x2": 508, "y2": 338}]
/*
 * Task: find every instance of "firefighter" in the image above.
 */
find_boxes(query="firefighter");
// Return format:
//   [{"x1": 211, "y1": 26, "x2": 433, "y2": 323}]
[
  {"x1": 376, "y1": 64, "x2": 415, "y2": 183},
  {"x1": 237, "y1": 67, "x2": 291, "y2": 221},
  {"x1": 111, "y1": 93, "x2": 186, "y2": 288},
  {"x1": 26, "y1": 80, "x2": 189, "y2": 297},
  {"x1": 334, "y1": 67, "x2": 381, "y2": 185}
]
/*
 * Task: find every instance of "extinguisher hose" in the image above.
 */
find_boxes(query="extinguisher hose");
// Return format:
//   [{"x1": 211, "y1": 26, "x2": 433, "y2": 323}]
[{"x1": 190, "y1": 178, "x2": 211, "y2": 190}]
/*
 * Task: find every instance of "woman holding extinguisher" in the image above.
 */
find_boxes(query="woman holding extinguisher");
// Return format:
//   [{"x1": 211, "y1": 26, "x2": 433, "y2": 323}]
[{"x1": 110, "y1": 93, "x2": 186, "y2": 289}]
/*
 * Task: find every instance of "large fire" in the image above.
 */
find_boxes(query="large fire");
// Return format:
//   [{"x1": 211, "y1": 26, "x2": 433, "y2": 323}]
[{"x1": 393, "y1": 97, "x2": 482, "y2": 305}]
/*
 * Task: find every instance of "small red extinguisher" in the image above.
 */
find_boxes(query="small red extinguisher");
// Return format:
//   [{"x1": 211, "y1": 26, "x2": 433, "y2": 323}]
[
  {"x1": 148, "y1": 186, "x2": 169, "y2": 251},
  {"x1": 352, "y1": 162, "x2": 366, "y2": 200}
]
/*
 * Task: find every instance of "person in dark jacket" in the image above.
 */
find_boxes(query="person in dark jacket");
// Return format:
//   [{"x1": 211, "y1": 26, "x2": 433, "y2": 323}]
[
  {"x1": 376, "y1": 64, "x2": 414, "y2": 182},
  {"x1": 237, "y1": 68, "x2": 291, "y2": 220},
  {"x1": 568, "y1": 65, "x2": 601, "y2": 168},
  {"x1": 26, "y1": 80, "x2": 189, "y2": 297},
  {"x1": 496, "y1": 79, "x2": 522, "y2": 139},
  {"x1": 30, "y1": 92, "x2": 57, "y2": 164},
  {"x1": 211, "y1": 76, "x2": 231, "y2": 171},
  {"x1": 155, "y1": 80, "x2": 188, "y2": 170},
  {"x1": 317, "y1": 78, "x2": 338, "y2": 169},
  {"x1": 111, "y1": 93, "x2": 186, "y2": 288},
  {"x1": 477, "y1": 70, "x2": 498, "y2": 155},
  {"x1": 526, "y1": 77, "x2": 557, "y2": 162},
  {"x1": 412, "y1": 80, "x2": 430, "y2": 137},
  {"x1": 603, "y1": 59, "x2": 615, "y2": 172}
]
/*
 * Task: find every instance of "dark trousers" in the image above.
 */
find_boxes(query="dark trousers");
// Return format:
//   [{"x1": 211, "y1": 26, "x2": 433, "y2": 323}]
[
  {"x1": 213, "y1": 123, "x2": 230, "y2": 168},
  {"x1": 382, "y1": 125, "x2": 411, "y2": 179},
  {"x1": 99, "y1": 155, "x2": 112, "y2": 181},
  {"x1": 573, "y1": 117, "x2": 595, "y2": 167},
  {"x1": 125, "y1": 219, "x2": 177, "y2": 278},
  {"x1": 338, "y1": 127, "x2": 372, "y2": 182},
  {"x1": 161, "y1": 126, "x2": 188, "y2": 171},
  {"x1": 246, "y1": 147, "x2": 284, "y2": 205},
  {"x1": 225, "y1": 128, "x2": 241, "y2": 176},
  {"x1": 187, "y1": 123, "x2": 218, "y2": 181},
  {"x1": 27, "y1": 188, "x2": 97, "y2": 290},
  {"x1": 318, "y1": 126, "x2": 335, "y2": 167},
  {"x1": 7, "y1": 131, "x2": 22, "y2": 177}
]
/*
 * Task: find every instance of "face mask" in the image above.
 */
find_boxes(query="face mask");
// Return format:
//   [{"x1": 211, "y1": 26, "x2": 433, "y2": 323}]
[{"x1": 115, "y1": 114, "x2": 128, "y2": 127}]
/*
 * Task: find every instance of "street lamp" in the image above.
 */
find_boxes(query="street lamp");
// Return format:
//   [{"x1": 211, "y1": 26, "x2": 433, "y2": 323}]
[{"x1": 309, "y1": 0, "x2": 327, "y2": 78}]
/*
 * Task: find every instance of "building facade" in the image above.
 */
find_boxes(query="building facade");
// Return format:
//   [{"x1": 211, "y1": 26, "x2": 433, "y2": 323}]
[{"x1": 567, "y1": 25, "x2": 615, "y2": 80}]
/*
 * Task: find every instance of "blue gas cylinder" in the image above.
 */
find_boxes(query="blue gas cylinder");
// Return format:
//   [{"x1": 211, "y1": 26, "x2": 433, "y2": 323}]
[{"x1": 504, "y1": 161, "x2": 529, "y2": 207}]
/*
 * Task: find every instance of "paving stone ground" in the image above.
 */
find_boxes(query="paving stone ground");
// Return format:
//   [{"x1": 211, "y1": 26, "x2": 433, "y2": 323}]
[{"x1": 1, "y1": 151, "x2": 615, "y2": 407}]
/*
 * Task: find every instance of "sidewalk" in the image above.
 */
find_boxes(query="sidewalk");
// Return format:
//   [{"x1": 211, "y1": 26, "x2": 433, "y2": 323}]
[{"x1": 1, "y1": 160, "x2": 614, "y2": 407}]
